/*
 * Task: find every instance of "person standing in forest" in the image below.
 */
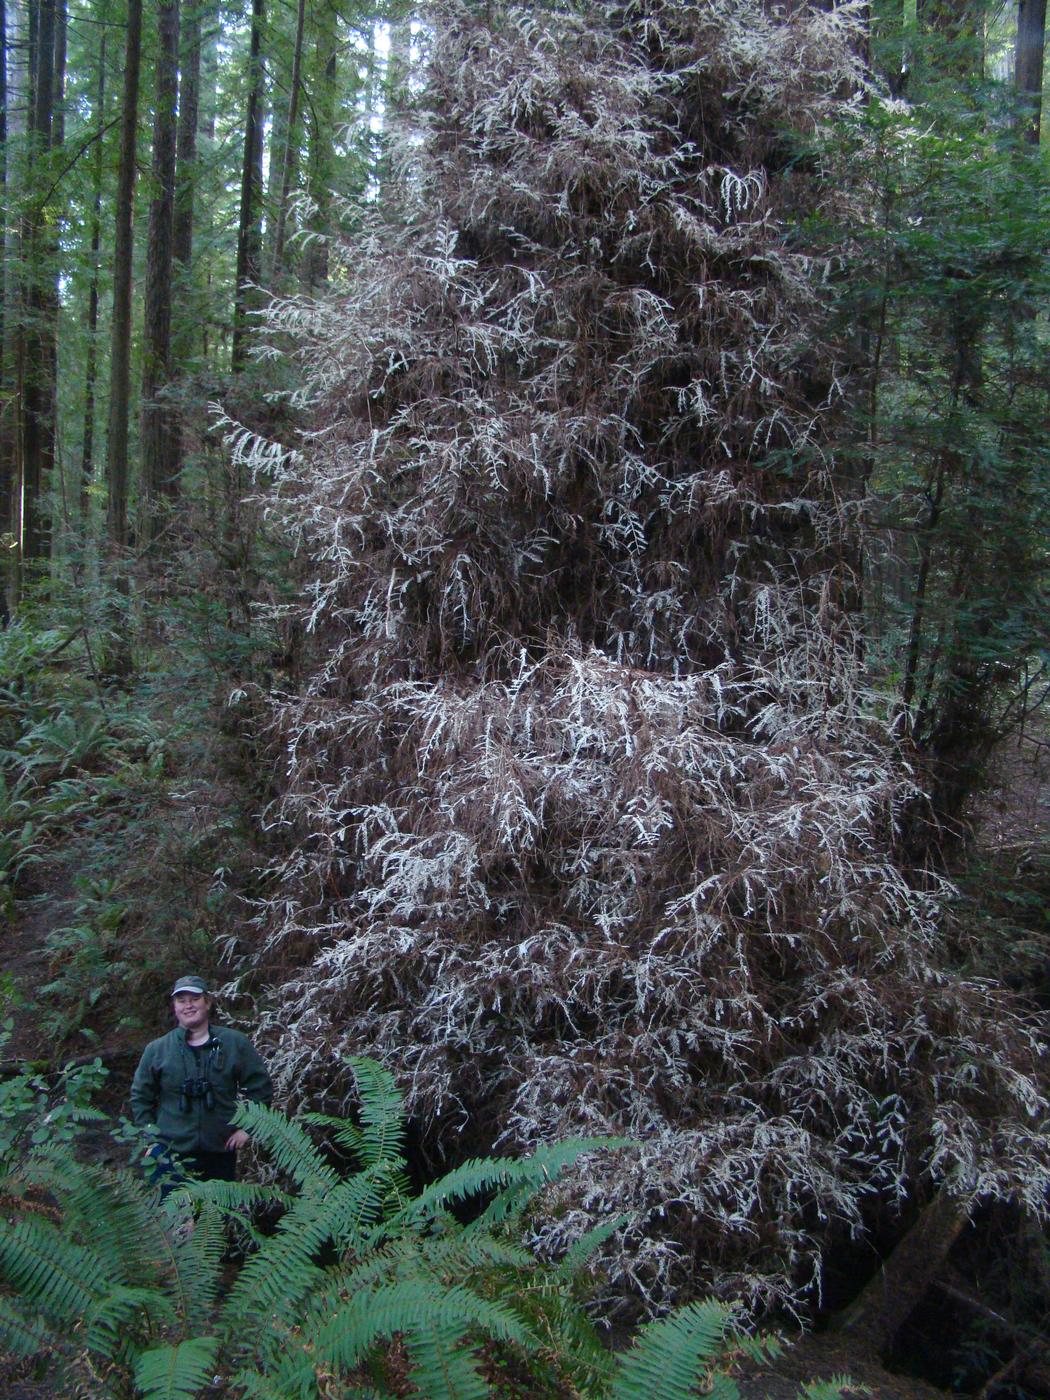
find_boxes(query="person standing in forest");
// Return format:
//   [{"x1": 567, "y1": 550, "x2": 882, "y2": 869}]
[{"x1": 130, "y1": 975, "x2": 272, "y2": 1188}]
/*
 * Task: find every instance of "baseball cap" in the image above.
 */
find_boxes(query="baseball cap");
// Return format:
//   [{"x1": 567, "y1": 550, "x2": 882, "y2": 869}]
[{"x1": 171, "y1": 975, "x2": 209, "y2": 997}]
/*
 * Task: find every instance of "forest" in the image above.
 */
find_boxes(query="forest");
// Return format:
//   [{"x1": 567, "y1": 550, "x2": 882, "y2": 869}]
[{"x1": 0, "y1": 0, "x2": 1048, "y2": 1395}]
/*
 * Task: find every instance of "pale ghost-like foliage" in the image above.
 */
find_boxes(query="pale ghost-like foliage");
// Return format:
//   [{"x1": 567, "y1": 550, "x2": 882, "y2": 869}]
[{"x1": 225, "y1": 1, "x2": 1049, "y2": 1317}]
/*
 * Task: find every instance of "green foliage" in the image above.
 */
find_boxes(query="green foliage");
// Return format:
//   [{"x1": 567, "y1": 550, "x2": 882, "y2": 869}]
[
  {"x1": 610, "y1": 1299, "x2": 741, "y2": 1400},
  {"x1": 0, "y1": 1055, "x2": 850, "y2": 1399},
  {"x1": 134, "y1": 1337, "x2": 221, "y2": 1400},
  {"x1": 814, "y1": 53, "x2": 1050, "y2": 828},
  {"x1": 0, "y1": 585, "x2": 275, "y2": 1042}
]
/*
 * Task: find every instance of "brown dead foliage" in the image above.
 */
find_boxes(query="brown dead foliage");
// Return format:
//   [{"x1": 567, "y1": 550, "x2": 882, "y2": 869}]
[{"x1": 224, "y1": 1, "x2": 1049, "y2": 1318}]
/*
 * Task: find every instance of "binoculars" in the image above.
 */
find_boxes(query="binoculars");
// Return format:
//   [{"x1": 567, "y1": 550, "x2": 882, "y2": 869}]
[{"x1": 178, "y1": 1076, "x2": 216, "y2": 1114}]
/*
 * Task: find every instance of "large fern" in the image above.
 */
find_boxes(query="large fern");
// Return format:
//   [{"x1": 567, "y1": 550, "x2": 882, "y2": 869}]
[
  {"x1": 0, "y1": 1053, "x2": 851, "y2": 1400},
  {"x1": 133, "y1": 1335, "x2": 220, "y2": 1400}
]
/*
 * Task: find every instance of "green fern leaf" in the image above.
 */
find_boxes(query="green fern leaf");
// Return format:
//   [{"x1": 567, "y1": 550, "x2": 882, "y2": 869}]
[
  {"x1": 0, "y1": 1215, "x2": 109, "y2": 1322},
  {"x1": 707, "y1": 1372, "x2": 743, "y2": 1400},
  {"x1": 232, "y1": 1099, "x2": 339, "y2": 1194},
  {"x1": 301, "y1": 1277, "x2": 536, "y2": 1384},
  {"x1": 610, "y1": 1298, "x2": 736, "y2": 1400},
  {"x1": 86, "y1": 1283, "x2": 175, "y2": 1357},
  {"x1": 133, "y1": 1336, "x2": 220, "y2": 1400},
  {"x1": 22, "y1": 1154, "x2": 171, "y2": 1287},
  {"x1": 0, "y1": 1292, "x2": 52, "y2": 1358},
  {"x1": 219, "y1": 1194, "x2": 327, "y2": 1327},
  {"x1": 402, "y1": 1322, "x2": 490, "y2": 1400},
  {"x1": 554, "y1": 1212, "x2": 629, "y2": 1281},
  {"x1": 403, "y1": 1136, "x2": 627, "y2": 1227},
  {"x1": 348, "y1": 1056, "x2": 408, "y2": 1172},
  {"x1": 170, "y1": 1202, "x2": 226, "y2": 1333}
]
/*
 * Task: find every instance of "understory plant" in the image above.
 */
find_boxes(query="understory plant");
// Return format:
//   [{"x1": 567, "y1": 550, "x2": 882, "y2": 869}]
[
  {"x1": 0, "y1": 586, "x2": 272, "y2": 1044},
  {"x1": 0, "y1": 1056, "x2": 851, "y2": 1399}
]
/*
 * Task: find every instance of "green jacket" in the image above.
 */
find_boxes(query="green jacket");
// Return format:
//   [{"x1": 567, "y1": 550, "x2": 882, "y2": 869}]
[{"x1": 130, "y1": 1024, "x2": 273, "y2": 1156}]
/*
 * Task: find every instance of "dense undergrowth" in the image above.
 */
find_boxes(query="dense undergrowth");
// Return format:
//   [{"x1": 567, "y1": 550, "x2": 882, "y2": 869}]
[
  {"x1": 0, "y1": 574, "x2": 274, "y2": 1057},
  {"x1": 0, "y1": 1051, "x2": 854, "y2": 1399}
]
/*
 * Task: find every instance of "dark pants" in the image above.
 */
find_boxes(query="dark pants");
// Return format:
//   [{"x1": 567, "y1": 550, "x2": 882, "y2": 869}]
[{"x1": 148, "y1": 1143, "x2": 237, "y2": 1197}]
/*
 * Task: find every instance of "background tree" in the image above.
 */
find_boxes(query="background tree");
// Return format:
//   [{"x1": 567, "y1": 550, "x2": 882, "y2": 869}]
[
  {"x1": 1015, "y1": 0, "x2": 1047, "y2": 140},
  {"x1": 17, "y1": 0, "x2": 64, "y2": 581},
  {"x1": 230, "y1": 0, "x2": 266, "y2": 371},
  {"x1": 139, "y1": 0, "x2": 181, "y2": 542},
  {"x1": 830, "y1": 10, "x2": 1050, "y2": 840},
  {"x1": 105, "y1": 0, "x2": 141, "y2": 554}
]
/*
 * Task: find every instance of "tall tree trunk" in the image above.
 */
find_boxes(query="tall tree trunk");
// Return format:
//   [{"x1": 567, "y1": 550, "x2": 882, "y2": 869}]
[
  {"x1": 832, "y1": 1190, "x2": 972, "y2": 1357},
  {"x1": 268, "y1": 0, "x2": 305, "y2": 284},
  {"x1": 1015, "y1": 0, "x2": 1047, "y2": 142},
  {"x1": 165, "y1": 0, "x2": 201, "y2": 485},
  {"x1": 49, "y1": 0, "x2": 67, "y2": 545},
  {"x1": 172, "y1": 0, "x2": 200, "y2": 283},
  {"x1": 300, "y1": 0, "x2": 338, "y2": 292},
  {"x1": 106, "y1": 0, "x2": 142, "y2": 551},
  {"x1": 51, "y1": 0, "x2": 64, "y2": 144},
  {"x1": 20, "y1": 0, "x2": 58, "y2": 574},
  {"x1": 231, "y1": 0, "x2": 265, "y2": 372},
  {"x1": 0, "y1": 0, "x2": 10, "y2": 622},
  {"x1": 140, "y1": 0, "x2": 180, "y2": 542},
  {"x1": 79, "y1": 29, "x2": 106, "y2": 523},
  {"x1": 1, "y1": 0, "x2": 27, "y2": 617}
]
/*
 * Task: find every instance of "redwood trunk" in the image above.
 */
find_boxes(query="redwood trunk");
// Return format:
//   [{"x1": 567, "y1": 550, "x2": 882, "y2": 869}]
[
  {"x1": 1015, "y1": 0, "x2": 1047, "y2": 142},
  {"x1": 231, "y1": 0, "x2": 265, "y2": 372},
  {"x1": 106, "y1": 0, "x2": 142, "y2": 550},
  {"x1": 140, "y1": 0, "x2": 180, "y2": 540}
]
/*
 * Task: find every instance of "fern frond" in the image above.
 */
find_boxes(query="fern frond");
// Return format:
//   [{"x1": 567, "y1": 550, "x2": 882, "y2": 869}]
[
  {"x1": 188, "y1": 1177, "x2": 292, "y2": 1213},
  {"x1": 85, "y1": 1283, "x2": 176, "y2": 1358},
  {"x1": 0, "y1": 1215, "x2": 109, "y2": 1322},
  {"x1": 328, "y1": 1278, "x2": 536, "y2": 1361},
  {"x1": 299, "y1": 1109, "x2": 365, "y2": 1159},
  {"x1": 21, "y1": 1153, "x2": 171, "y2": 1287},
  {"x1": 218, "y1": 1169, "x2": 394, "y2": 1335},
  {"x1": 798, "y1": 1376, "x2": 858, "y2": 1399},
  {"x1": 0, "y1": 1291, "x2": 53, "y2": 1358},
  {"x1": 508, "y1": 1285, "x2": 614, "y2": 1395},
  {"x1": 133, "y1": 1336, "x2": 220, "y2": 1400},
  {"x1": 219, "y1": 1193, "x2": 327, "y2": 1329},
  {"x1": 416, "y1": 1229, "x2": 535, "y2": 1279},
  {"x1": 348, "y1": 1056, "x2": 408, "y2": 1173},
  {"x1": 232, "y1": 1099, "x2": 339, "y2": 1194},
  {"x1": 228, "y1": 1369, "x2": 299, "y2": 1400},
  {"x1": 173, "y1": 1201, "x2": 226, "y2": 1332},
  {"x1": 404, "y1": 1137, "x2": 627, "y2": 1227},
  {"x1": 610, "y1": 1298, "x2": 736, "y2": 1400},
  {"x1": 554, "y1": 1213, "x2": 629, "y2": 1281},
  {"x1": 402, "y1": 1322, "x2": 490, "y2": 1400}
]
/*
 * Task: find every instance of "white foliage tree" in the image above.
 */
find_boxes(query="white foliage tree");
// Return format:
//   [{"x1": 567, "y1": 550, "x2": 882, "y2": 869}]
[{"x1": 231, "y1": 0, "x2": 1049, "y2": 1316}]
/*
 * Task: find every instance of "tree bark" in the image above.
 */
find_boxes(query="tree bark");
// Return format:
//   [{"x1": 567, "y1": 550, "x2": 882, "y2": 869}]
[
  {"x1": 106, "y1": 0, "x2": 142, "y2": 551},
  {"x1": 140, "y1": 0, "x2": 180, "y2": 542},
  {"x1": 172, "y1": 0, "x2": 200, "y2": 283},
  {"x1": 231, "y1": 0, "x2": 265, "y2": 372},
  {"x1": 79, "y1": 29, "x2": 105, "y2": 522},
  {"x1": 300, "y1": 0, "x2": 338, "y2": 292},
  {"x1": 20, "y1": 0, "x2": 58, "y2": 572},
  {"x1": 268, "y1": 0, "x2": 305, "y2": 284},
  {"x1": 0, "y1": 0, "x2": 10, "y2": 621},
  {"x1": 1015, "y1": 0, "x2": 1047, "y2": 143},
  {"x1": 831, "y1": 1189, "x2": 972, "y2": 1357},
  {"x1": 1, "y1": 0, "x2": 28, "y2": 617}
]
